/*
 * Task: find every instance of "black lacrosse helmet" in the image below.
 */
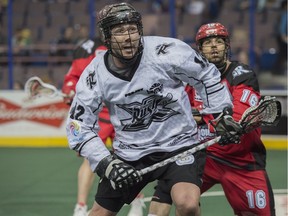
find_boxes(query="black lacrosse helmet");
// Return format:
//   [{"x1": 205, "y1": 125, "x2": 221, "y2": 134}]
[{"x1": 97, "y1": 2, "x2": 143, "y2": 63}]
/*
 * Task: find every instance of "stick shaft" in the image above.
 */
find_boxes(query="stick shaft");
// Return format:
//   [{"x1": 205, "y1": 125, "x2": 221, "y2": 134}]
[{"x1": 139, "y1": 136, "x2": 221, "y2": 175}]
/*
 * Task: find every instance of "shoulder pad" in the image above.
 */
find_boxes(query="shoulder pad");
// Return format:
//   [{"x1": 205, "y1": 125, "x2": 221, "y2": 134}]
[
  {"x1": 73, "y1": 39, "x2": 97, "y2": 59},
  {"x1": 226, "y1": 62, "x2": 259, "y2": 91}
]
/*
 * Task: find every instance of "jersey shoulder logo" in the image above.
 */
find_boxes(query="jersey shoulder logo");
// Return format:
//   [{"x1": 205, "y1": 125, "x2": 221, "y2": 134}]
[
  {"x1": 86, "y1": 71, "x2": 96, "y2": 90},
  {"x1": 81, "y1": 40, "x2": 95, "y2": 54},
  {"x1": 156, "y1": 42, "x2": 175, "y2": 55},
  {"x1": 232, "y1": 65, "x2": 252, "y2": 79}
]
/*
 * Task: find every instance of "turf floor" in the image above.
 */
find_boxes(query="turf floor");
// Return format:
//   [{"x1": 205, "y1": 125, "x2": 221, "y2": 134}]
[{"x1": 0, "y1": 148, "x2": 286, "y2": 216}]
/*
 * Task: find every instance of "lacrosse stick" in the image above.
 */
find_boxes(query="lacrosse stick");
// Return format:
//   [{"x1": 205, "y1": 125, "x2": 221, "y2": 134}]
[
  {"x1": 239, "y1": 96, "x2": 281, "y2": 133},
  {"x1": 24, "y1": 76, "x2": 65, "y2": 100},
  {"x1": 138, "y1": 96, "x2": 282, "y2": 176}
]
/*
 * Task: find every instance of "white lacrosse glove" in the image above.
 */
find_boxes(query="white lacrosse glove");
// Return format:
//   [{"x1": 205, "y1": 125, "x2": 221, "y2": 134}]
[
  {"x1": 96, "y1": 155, "x2": 142, "y2": 190},
  {"x1": 62, "y1": 81, "x2": 75, "y2": 105},
  {"x1": 210, "y1": 108, "x2": 243, "y2": 145}
]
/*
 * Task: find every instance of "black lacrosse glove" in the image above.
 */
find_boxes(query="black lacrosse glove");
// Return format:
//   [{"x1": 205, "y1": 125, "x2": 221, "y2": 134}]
[
  {"x1": 210, "y1": 108, "x2": 243, "y2": 145},
  {"x1": 96, "y1": 155, "x2": 142, "y2": 190}
]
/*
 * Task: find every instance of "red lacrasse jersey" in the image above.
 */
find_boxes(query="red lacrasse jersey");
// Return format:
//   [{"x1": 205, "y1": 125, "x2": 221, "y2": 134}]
[
  {"x1": 63, "y1": 39, "x2": 113, "y2": 142},
  {"x1": 186, "y1": 61, "x2": 266, "y2": 170},
  {"x1": 63, "y1": 39, "x2": 106, "y2": 92}
]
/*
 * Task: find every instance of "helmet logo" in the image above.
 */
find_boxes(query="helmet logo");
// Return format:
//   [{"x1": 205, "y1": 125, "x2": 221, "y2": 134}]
[
  {"x1": 206, "y1": 29, "x2": 217, "y2": 35},
  {"x1": 196, "y1": 22, "x2": 229, "y2": 44},
  {"x1": 116, "y1": 11, "x2": 133, "y2": 20}
]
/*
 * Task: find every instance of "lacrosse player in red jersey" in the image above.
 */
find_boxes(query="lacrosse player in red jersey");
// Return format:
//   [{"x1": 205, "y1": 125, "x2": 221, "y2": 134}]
[
  {"x1": 65, "y1": 3, "x2": 242, "y2": 216},
  {"x1": 62, "y1": 38, "x2": 115, "y2": 216},
  {"x1": 149, "y1": 23, "x2": 276, "y2": 216}
]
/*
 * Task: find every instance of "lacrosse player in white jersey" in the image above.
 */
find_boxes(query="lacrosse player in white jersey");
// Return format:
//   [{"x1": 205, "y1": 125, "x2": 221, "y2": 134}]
[{"x1": 65, "y1": 2, "x2": 242, "y2": 216}]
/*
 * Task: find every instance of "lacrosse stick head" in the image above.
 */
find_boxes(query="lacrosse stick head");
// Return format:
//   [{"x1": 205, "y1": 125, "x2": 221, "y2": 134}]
[
  {"x1": 24, "y1": 76, "x2": 59, "y2": 101},
  {"x1": 239, "y1": 96, "x2": 282, "y2": 133}
]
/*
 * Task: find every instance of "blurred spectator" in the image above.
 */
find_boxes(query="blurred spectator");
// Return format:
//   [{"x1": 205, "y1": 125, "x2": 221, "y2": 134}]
[
  {"x1": 175, "y1": 0, "x2": 185, "y2": 25},
  {"x1": 0, "y1": 0, "x2": 7, "y2": 27},
  {"x1": 147, "y1": 0, "x2": 166, "y2": 13},
  {"x1": 206, "y1": 0, "x2": 224, "y2": 22},
  {"x1": 234, "y1": 0, "x2": 249, "y2": 25},
  {"x1": 231, "y1": 29, "x2": 249, "y2": 63},
  {"x1": 13, "y1": 80, "x2": 24, "y2": 90},
  {"x1": 272, "y1": 0, "x2": 286, "y2": 8},
  {"x1": 187, "y1": 0, "x2": 206, "y2": 28},
  {"x1": 0, "y1": 26, "x2": 6, "y2": 45},
  {"x1": 0, "y1": 26, "x2": 7, "y2": 64},
  {"x1": 234, "y1": 0, "x2": 250, "y2": 10},
  {"x1": 75, "y1": 24, "x2": 89, "y2": 46},
  {"x1": 12, "y1": 28, "x2": 22, "y2": 46},
  {"x1": 20, "y1": 28, "x2": 32, "y2": 46},
  {"x1": 257, "y1": 0, "x2": 268, "y2": 23},
  {"x1": 187, "y1": 0, "x2": 205, "y2": 15},
  {"x1": 12, "y1": 27, "x2": 32, "y2": 57},
  {"x1": 56, "y1": 26, "x2": 76, "y2": 57},
  {"x1": 273, "y1": 0, "x2": 287, "y2": 75},
  {"x1": 232, "y1": 28, "x2": 262, "y2": 71}
]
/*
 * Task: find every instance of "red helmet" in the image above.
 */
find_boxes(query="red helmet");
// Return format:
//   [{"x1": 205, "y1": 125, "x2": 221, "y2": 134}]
[{"x1": 195, "y1": 23, "x2": 229, "y2": 45}]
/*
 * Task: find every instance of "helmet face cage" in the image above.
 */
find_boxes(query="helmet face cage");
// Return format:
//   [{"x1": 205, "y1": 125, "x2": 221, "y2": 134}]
[
  {"x1": 97, "y1": 3, "x2": 143, "y2": 59},
  {"x1": 195, "y1": 23, "x2": 230, "y2": 52},
  {"x1": 100, "y1": 11, "x2": 143, "y2": 41}
]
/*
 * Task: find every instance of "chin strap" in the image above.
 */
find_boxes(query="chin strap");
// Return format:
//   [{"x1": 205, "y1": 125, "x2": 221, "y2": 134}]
[
  {"x1": 215, "y1": 61, "x2": 227, "y2": 74},
  {"x1": 108, "y1": 41, "x2": 143, "y2": 67}
]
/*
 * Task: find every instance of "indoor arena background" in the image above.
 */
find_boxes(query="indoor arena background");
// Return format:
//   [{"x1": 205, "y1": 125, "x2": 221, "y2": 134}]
[{"x1": 0, "y1": 0, "x2": 287, "y2": 215}]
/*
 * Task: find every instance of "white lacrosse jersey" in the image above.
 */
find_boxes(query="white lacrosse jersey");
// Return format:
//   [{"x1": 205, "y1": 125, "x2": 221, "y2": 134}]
[{"x1": 66, "y1": 36, "x2": 232, "y2": 171}]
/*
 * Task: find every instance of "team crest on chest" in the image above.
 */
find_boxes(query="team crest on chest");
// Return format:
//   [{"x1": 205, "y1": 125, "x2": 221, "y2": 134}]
[{"x1": 117, "y1": 93, "x2": 180, "y2": 131}]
